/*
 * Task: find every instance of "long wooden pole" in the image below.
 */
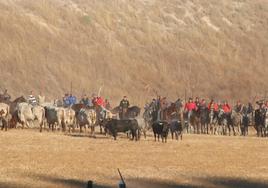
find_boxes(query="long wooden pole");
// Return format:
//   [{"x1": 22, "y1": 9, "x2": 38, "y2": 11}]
[{"x1": 117, "y1": 168, "x2": 126, "y2": 187}]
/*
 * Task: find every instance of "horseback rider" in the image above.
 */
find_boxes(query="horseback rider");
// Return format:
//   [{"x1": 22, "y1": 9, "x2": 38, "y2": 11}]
[
  {"x1": 63, "y1": 93, "x2": 76, "y2": 107},
  {"x1": 119, "y1": 96, "x2": 130, "y2": 119},
  {"x1": 96, "y1": 96, "x2": 105, "y2": 107},
  {"x1": 95, "y1": 96, "x2": 107, "y2": 119},
  {"x1": 37, "y1": 92, "x2": 45, "y2": 105},
  {"x1": 247, "y1": 102, "x2": 254, "y2": 114},
  {"x1": 184, "y1": 97, "x2": 197, "y2": 120},
  {"x1": 92, "y1": 94, "x2": 98, "y2": 107},
  {"x1": 200, "y1": 98, "x2": 207, "y2": 108},
  {"x1": 234, "y1": 100, "x2": 243, "y2": 113},
  {"x1": 80, "y1": 94, "x2": 90, "y2": 106},
  {"x1": 222, "y1": 101, "x2": 231, "y2": 114},
  {"x1": 63, "y1": 93, "x2": 70, "y2": 107},
  {"x1": 1, "y1": 89, "x2": 11, "y2": 101},
  {"x1": 160, "y1": 97, "x2": 168, "y2": 120},
  {"x1": 28, "y1": 90, "x2": 37, "y2": 106},
  {"x1": 195, "y1": 97, "x2": 201, "y2": 110},
  {"x1": 208, "y1": 99, "x2": 219, "y2": 112},
  {"x1": 104, "y1": 98, "x2": 111, "y2": 110},
  {"x1": 67, "y1": 94, "x2": 76, "y2": 106}
]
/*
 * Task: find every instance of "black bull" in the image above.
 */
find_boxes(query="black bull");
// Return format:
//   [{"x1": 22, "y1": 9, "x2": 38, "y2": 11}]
[{"x1": 103, "y1": 119, "x2": 139, "y2": 140}]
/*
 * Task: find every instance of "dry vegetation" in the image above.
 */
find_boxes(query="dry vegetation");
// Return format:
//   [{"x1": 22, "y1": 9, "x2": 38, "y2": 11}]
[
  {"x1": 0, "y1": 0, "x2": 268, "y2": 105},
  {"x1": 0, "y1": 128, "x2": 267, "y2": 188}
]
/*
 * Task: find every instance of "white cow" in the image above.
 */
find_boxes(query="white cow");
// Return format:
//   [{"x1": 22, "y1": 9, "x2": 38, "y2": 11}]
[
  {"x1": 17, "y1": 103, "x2": 45, "y2": 129},
  {"x1": 63, "y1": 107, "x2": 76, "y2": 132},
  {"x1": 77, "y1": 109, "x2": 97, "y2": 136}
]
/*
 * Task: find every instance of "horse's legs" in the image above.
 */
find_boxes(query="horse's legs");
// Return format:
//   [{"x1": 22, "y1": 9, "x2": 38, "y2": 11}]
[
  {"x1": 241, "y1": 126, "x2": 244, "y2": 136},
  {"x1": 40, "y1": 121, "x2": 43, "y2": 132},
  {"x1": 92, "y1": 125, "x2": 96, "y2": 138},
  {"x1": 5, "y1": 119, "x2": 8, "y2": 131},
  {"x1": 100, "y1": 123, "x2": 103, "y2": 134},
  {"x1": 227, "y1": 125, "x2": 231, "y2": 136},
  {"x1": 215, "y1": 124, "x2": 218, "y2": 135},
  {"x1": 209, "y1": 123, "x2": 213, "y2": 135},
  {"x1": 143, "y1": 130, "x2": 146, "y2": 139},
  {"x1": 257, "y1": 126, "x2": 261, "y2": 137},
  {"x1": 233, "y1": 125, "x2": 236, "y2": 136}
]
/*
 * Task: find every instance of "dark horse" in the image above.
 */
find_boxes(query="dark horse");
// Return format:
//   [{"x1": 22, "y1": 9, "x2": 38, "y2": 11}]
[
  {"x1": 112, "y1": 105, "x2": 141, "y2": 119},
  {"x1": 184, "y1": 107, "x2": 201, "y2": 134},
  {"x1": 254, "y1": 108, "x2": 267, "y2": 137},
  {"x1": 163, "y1": 99, "x2": 184, "y2": 121},
  {"x1": 126, "y1": 106, "x2": 141, "y2": 118},
  {"x1": 6, "y1": 96, "x2": 27, "y2": 129},
  {"x1": 199, "y1": 106, "x2": 209, "y2": 134}
]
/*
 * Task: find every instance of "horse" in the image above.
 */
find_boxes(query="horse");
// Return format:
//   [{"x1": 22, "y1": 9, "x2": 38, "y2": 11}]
[
  {"x1": 254, "y1": 108, "x2": 267, "y2": 137},
  {"x1": 125, "y1": 106, "x2": 141, "y2": 119},
  {"x1": 241, "y1": 113, "x2": 250, "y2": 136},
  {"x1": 230, "y1": 110, "x2": 242, "y2": 136},
  {"x1": 187, "y1": 109, "x2": 201, "y2": 134},
  {"x1": 199, "y1": 106, "x2": 209, "y2": 134},
  {"x1": 111, "y1": 106, "x2": 121, "y2": 114},
  {"x1": 240, "y1": 106, "x2": 252, "y2": 136},
  {"x1": 112, "y1": 105, "x2": 140, "y2": 119},
  {"x1": 264, "y1": 110, "x2": 268, "y2": 137},
  {"x1": 143, "y1": 102, "x2": 156, "y2": 136},
  {"x1": 163, "y1": 100, "x2": 182, "y2": 119},
  {"x1": 8, "y1": 96, "x2": 27, "y2": 128},
  {"x1": 208, "y1": 109, "x2": 219, "y2": 135},
  {"x1": 163, "y1": 99, "x2": 184, "y2": 122},
  {"x1": 217, "y1": 109, "x2": 228, "y2": 135}
]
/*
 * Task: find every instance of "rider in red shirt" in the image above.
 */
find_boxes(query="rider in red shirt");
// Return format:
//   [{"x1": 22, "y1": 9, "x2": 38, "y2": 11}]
[
  {"x1": 184, "y1": 98, "x2": 197, "y2": 112},
  {"x1": 96, "y1": 96, "x2": 105, "y2": 107},
  {"x1": 222, "y1": 101, "x2": 231, "y2": 113},
  {"x1": 208, "y1": 100, "x2": 219, "y2": 112}
]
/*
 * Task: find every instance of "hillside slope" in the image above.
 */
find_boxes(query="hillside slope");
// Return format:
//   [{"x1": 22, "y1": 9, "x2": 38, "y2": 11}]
[{"x1": 0, "y1": 0, "x2": 267, "y2": 104}]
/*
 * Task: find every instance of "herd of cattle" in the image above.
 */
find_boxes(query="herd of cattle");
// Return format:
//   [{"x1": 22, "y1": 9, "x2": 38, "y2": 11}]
[
  {"x1": 0, "y1": 96, "x2": 181, "y2": 142},
  {"x1": 0, "y1": 96, "x2": 267, "y2": 142}
]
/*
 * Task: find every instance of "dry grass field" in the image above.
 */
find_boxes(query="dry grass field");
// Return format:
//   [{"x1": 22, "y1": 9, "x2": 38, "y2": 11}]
[{"x1": 0, "y1": 128, "x2": 267, "y2": 188}]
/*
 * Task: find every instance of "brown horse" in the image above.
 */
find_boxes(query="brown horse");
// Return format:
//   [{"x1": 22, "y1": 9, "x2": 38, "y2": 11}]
[{"x1": 163, "y1": 99, "x2": 184, "y2": 122}]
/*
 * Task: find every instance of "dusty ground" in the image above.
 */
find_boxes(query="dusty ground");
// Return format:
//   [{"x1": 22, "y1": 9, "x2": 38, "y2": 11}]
[{"x1": 0, "y1": 128, "x2": 267, "y2": 188}]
